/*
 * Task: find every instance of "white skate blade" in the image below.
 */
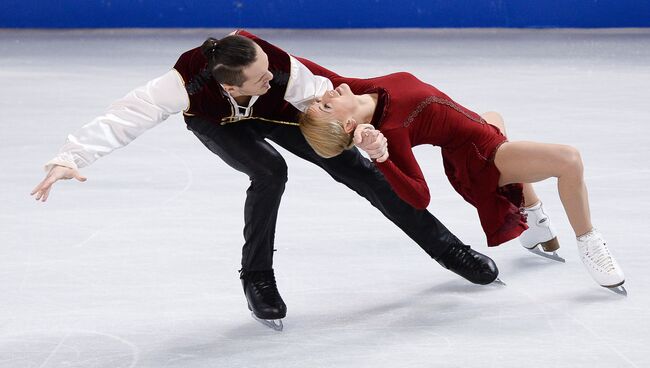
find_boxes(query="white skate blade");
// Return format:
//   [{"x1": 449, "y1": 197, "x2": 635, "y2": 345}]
[
  {"x1": 527, "y1": 246, "x2": 566, "y2": 263},
  {"x1": 604, "y1": 285, "x2": 627, "y2": 297},
  {"x1": 251, "y1": 313, "x2": 284, "y2": 331},
  {"x1": 493, "y1": 278, "x2": 506, "y2": 286}
]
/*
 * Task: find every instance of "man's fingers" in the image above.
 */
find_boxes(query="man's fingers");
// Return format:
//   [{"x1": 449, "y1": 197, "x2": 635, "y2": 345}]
[
  {"x1": 353, "y1": 126, "x2": 364, "y2": 144},
  {"x1": 369, "y1": 138, "x2": 389, "y2": 159},
  {"x1": 31, "y1": 166, "x2": 86, "y2": 202},
  {"x1": 360, "y1": 132, "x2": 378, "y2": 147},
  {"x1": 353, "y1": 124, "x2": 375, "y2": 144},
  {"x1": 33, "y1": 186, "x2": 48, "y2": 201},
  {"x1": 41, "y1": 187, "x2": 51, "y2": 202},
  {"x1": 353, "y1": 125, "x2": 389, "y2": 162},
  {"x1": 34, "y1": 185, "x2": 48, "y2": 201},
  {"x1": 359, "y1": 130, "x2": 382, "y2": 146},
  {"x1": 363, "y1": 134, "x2": 387, "y2": 153},
  {"x1": 31, "y1": 177, "x2": 52, "y2": 196},
  {"x1": 354, "y1": 130, "x2": 366, "y2": 145},
  {"x1": 357, "y1": 123, "x2": 374, "y2": 131},
  {"x1": 30, "y1": 183, "x2": 42, "y2": 196},
  {"x1": 40, "y1": 176, "x2": 58, "y2": 191}
]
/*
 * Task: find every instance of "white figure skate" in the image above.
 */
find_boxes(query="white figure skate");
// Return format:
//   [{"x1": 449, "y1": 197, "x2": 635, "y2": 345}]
[
  {"x1": 577, "y1": 229, "x2": 626, "y2": 296},
  {"x1": 520, "y1": 202, "x2": 565, "y2": 262}
]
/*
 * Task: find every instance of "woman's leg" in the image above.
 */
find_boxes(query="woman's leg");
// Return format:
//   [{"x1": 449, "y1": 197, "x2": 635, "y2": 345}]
[
  {"x1": 494, "y1": 140, "x2": 592, "y2": 237},
  {"x1": 481, "y1": 112, "x2": 560, "y2": 253},
  {"x1": 481, "y1": 112, "x2": 539, "y2": 207},
  {"x1": 485, "y1": 113, "x2": 624, "y2": 291}
]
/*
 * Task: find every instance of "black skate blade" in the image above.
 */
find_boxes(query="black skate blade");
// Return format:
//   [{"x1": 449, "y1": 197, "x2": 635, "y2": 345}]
[
  {"x1": 251, "y1": 313, "x2": 284, "y2": 331},
  {"x1": 604, "y1": 285, "x2": 627, "y2": 297},
  {"x1": 492, "y1": 278, "x2": 506, "y2": 286},
  {"x1": 527, "y1": 246, "x2": 566, "y2": 263}
]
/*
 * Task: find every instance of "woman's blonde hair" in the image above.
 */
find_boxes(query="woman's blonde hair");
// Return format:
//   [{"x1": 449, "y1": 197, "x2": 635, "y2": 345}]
[{"x1": 299, "y1": 110, "x2": 355, "y2": 158}]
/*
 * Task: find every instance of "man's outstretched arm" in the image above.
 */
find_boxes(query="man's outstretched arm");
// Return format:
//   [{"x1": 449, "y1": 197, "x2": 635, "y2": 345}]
[{"x1": 32, "y1": 69, "x2": 189, "y2": 202}]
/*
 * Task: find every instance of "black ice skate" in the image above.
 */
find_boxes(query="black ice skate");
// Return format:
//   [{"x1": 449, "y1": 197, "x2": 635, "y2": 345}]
[
  {"x1": 240, "y1": 269, "x2": 287, "y2": 331},
  {"x1": 436, "y1": 244, "x2": 500, "y2": 285}
]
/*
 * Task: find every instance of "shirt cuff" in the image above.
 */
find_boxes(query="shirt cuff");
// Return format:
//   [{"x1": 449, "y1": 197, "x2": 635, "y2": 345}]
[{"x1": 44, "y1": 154, "x2": 79, "y2": 172}]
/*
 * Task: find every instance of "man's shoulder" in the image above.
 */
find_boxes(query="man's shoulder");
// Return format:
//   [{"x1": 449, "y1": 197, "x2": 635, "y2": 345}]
[{"x1": 175, "y1": 46, "x2": 204, "y2": 64}]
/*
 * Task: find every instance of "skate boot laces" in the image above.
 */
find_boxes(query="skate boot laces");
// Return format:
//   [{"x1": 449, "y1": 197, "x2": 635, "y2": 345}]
[
  {"x1": 579, "y1": 232, "x2": 616, "y2": 273},
  {"x1": 445, "y1": 244, "x2": 484, "y2": 272},
  {"x1": 248, "y1": 271, "x2": 283, "y2": 304},
  {"x1": 584, "y1": 240, "x2": 615, "y2": 273}
]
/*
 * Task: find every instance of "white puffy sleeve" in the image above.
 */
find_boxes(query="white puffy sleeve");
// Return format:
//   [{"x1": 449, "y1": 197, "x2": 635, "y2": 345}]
[
  {"x1": 45, "y1": 69, "x2": 190, "y2": 171},
  {"x1": 284, "y1": 55, "x2": 333, "y2": 113}
]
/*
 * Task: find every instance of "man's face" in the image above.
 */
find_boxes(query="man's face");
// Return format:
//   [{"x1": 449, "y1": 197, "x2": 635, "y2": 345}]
[{"x1": 227, "y1": 44, "x2": 274, "y2": 97}]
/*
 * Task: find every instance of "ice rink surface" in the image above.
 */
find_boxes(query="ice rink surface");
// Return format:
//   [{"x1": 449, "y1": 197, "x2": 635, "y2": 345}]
[{"x1": 1, "y1": 28, "x2": 649, "y2": 367}]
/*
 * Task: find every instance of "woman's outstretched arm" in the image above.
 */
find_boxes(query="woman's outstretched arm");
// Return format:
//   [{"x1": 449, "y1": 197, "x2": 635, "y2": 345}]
[{"x1": 374, "y1": 129, "x2": 431, "y2": 209}]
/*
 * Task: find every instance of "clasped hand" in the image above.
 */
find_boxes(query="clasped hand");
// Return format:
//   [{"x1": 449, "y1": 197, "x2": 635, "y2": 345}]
[{"x1": 353, "y1": 124, "x2": 388, "y2": 162}]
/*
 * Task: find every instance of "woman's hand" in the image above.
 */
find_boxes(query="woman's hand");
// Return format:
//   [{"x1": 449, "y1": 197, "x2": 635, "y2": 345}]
[
  {"x1": 31, "y1": 165, "x2": 87, "y2": 202},
  {"x1": 353, "y1": 124, "x2": 389, "y2": 162}
]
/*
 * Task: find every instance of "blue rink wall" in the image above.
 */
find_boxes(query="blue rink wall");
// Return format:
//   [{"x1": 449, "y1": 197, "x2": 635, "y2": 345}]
[{"x1": 2, "y1": 0, "x2": 650, "y2": 28}]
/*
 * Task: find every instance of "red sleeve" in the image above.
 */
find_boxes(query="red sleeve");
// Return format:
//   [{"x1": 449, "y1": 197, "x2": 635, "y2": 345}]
[
  {"x1": 375, "y1": 129, "x2": 431, "y2": 209},
  {"x1": 234, "y1": 29, "x2": 258, "y2": 40}
]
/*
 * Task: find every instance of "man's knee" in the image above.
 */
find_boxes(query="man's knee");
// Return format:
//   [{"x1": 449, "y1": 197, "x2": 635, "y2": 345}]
[{"x1": 253, "y1": 156, "x2": 288, "y2": 188}]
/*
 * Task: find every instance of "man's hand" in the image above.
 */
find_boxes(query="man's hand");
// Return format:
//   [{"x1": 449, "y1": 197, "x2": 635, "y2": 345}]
[
  {"x1": 353, "y1": 124, "x2": 389, "y2": 163},
  {"x1": 31, "y1": 165, "x2": 87, "y2": 202}
]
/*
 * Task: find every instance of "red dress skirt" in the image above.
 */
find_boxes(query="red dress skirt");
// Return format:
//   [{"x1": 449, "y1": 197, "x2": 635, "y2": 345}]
[{"x1": 439, "y1": 120, "x2": 528, "y2": 246}]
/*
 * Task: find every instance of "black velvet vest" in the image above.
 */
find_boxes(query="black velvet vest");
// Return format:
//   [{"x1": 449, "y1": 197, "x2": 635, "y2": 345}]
[{"x1": 173, "y1": 30, "x2": 298, "y2": 125}]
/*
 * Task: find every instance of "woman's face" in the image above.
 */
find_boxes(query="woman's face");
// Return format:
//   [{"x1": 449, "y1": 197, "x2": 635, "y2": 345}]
[{"x1": 308, "y1": 83, "x2": 357, "y2": 122}]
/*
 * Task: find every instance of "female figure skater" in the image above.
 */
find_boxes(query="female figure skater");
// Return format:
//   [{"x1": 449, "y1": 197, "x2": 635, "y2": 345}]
[{"x1": 299, "y1": 71, "x2": 626, "y2": 294}]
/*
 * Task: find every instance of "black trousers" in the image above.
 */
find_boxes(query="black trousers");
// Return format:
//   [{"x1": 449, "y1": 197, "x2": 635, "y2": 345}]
[{"x1": 186, "y1": 116, "x2": 463, "y2": 271}]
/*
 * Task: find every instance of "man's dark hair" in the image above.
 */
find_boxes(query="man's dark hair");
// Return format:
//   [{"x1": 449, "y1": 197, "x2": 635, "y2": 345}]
[{"x1": 201, "y1": 35, "x2": 257, "y2": 87}]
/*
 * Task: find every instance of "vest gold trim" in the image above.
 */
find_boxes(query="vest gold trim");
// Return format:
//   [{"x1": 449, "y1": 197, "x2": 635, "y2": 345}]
[{"x1": 220, "y1": 116, "x2": 300, "y2": 127}]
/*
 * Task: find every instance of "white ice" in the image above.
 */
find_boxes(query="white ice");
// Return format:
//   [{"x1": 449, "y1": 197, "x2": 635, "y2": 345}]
[{"x1": 1, "y1": 28, "x2": 649, "y2": 368}]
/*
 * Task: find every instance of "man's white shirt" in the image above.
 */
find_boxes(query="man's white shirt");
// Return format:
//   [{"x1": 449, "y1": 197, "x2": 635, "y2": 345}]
[{"x1": 45, "y1": 56, "x2": 333, "y2": 171}]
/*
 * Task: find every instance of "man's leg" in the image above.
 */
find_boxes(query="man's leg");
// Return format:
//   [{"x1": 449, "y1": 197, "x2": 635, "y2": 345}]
[
  {"x1": 268, "y1": 125, "x2": 499, "y2": 284},
  {"x1": 186, "y1": 116, "x2": 287, "y2": 319},
  {"x1": 268, "y1": 125, "x2": 457, "y2": 257}
]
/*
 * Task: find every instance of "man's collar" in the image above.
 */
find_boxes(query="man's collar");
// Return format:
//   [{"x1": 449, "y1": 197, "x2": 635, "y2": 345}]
[{"x1": 220, "y1": 85, "x2": 260, "y2": 117}]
